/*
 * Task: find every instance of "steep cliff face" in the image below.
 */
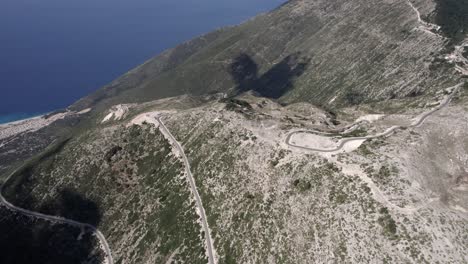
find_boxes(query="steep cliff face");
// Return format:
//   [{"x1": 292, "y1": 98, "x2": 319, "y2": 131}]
[{"x1": 73, "y1": 0, "x2": 465, "y2": 112}]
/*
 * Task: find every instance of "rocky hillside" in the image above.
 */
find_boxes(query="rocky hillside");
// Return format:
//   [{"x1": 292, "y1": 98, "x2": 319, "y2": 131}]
[
  {"x1": 72, "y1": 0, "x2": 465, "y2": 112},
  {"x1": 3, "y1": 87, "x2": 468, "y2": 262},
  {"x1": 2, "y1": 122, "x2": 208, "y2": 263},
  {"x1": 1, "y1": 0, "x2": 468, "y2": 263}
]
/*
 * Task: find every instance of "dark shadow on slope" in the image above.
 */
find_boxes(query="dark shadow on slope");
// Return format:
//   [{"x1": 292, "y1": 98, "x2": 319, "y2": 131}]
[
  {"x1": 1, "y1": 139, "x2": 71, "y2": 209},
  {"x1": 39, "y1": 188, "x2": 102, "y2": 227},
  {"x1": 2, "y1": 139, "x2": 102, "y2": 227},
  {"x1": 5, "y1": 176, "x2": 102, "y2": 226},
  {"x1": 434, "y1": 0, "x2": 468, "y2": 44},
  {"x1": 229, "y1": 52, "x2": 310, "y2": 99},
  {"x1": 0, "y1": 189, "x2": 103, "y2": 264},
  {"x1": 230, "y1": 53, "x2": 259, "y2": 93}
]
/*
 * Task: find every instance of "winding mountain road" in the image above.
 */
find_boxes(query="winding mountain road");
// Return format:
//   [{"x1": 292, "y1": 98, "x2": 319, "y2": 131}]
[
  {"x1": 0, "y1": 171, "x2": 114, "y2": 264},
  {"x1": 287, "y1": 0, "x2": 465, "y2": 153},
  {"x1": 156, "y1": 117, "x2": 217, "y2": 264},
  {"x1": 286, "y1": 83, "x2": 462, "y2": 152}
]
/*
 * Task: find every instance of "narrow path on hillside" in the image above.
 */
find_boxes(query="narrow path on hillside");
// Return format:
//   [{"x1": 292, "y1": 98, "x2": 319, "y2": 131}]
[
  {"x1": 286, "y1": 83, "x2": 462, "y2": 153},
  {"x1": 156, "y1": 117, "x2": 217, "y2": 264},
  {"x1": 0, "y1": 172, "x2": 114, "y2": 264}
]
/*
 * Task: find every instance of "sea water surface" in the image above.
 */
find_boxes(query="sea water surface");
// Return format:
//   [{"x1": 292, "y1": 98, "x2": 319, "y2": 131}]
[
  {"x1": 0, "y1": 0, "x2": 285, "y2": 123},
  {"x1": 0, "y1": 112, "x2": 47, "y2": 125}
]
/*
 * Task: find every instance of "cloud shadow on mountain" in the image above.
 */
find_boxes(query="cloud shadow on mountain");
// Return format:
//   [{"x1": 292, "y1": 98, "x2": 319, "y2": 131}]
[{"x1": 229, "y1": 52, "x2": 310, "y2": 99}]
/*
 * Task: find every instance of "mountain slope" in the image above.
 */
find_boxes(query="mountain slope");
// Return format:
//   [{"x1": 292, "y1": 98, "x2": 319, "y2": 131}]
[
  {"x1": 73, "y1": 0, "x2": 464, "y2": 113},
  {"x1": 1, "y1": 0, "x2": 468, "y2": 263},
  {"x1": 4, "y1": 88, "x2": 468, "y2": 263},
  {"x1": 2, "y1": 122, "x2": 208, "y2": 263}
]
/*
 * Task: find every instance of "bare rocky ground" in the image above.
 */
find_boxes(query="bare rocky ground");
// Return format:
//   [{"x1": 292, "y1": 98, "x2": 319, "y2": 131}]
[
  {"x1": 156, "y1": 90, "x2": 468, "y2": 263},
  {"x1": 2, "y1": 84, "x2": 468, "y2": 263}
]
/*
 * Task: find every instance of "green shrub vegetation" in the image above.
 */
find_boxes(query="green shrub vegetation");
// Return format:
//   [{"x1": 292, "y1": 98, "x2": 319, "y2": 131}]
[
  {"x1": 378, "y1": 207, "x2": 398, "y2": 239},
  {"x1": 2, "y1": 124, "x2": 207, "y2": 263}
]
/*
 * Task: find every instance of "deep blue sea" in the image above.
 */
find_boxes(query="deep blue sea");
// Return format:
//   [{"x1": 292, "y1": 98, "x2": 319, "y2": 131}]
[{"x1": 0, "y1": 0, "x2": 284, "y2": 124}]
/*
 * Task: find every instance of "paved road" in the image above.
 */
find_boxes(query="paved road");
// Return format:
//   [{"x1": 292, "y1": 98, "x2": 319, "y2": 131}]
[
  {"x1": 157, "y1": 117, "x2": 217, "y2": 264},
  {"x1": 0, "y1": 170, "x2": 114, "y2": 264},
  {"x1": 286, "y1": 83, "x2": 462, "y2": 152}
]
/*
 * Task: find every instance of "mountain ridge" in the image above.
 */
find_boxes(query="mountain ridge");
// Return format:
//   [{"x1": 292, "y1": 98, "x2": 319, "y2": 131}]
[
  {"x1": 1, "y1": 0, "x2": 468, "y2": 263},
  {"x1": 71, "y1": 0, "x2": 466, "y2": 115}
]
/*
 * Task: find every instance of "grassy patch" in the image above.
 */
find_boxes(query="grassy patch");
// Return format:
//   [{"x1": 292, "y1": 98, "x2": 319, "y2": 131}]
[
  {"x1": 292, "y1": 179, "x2": 312, "y2": 192},
  {"x1": 378, "y1": 207, "x2": 398, "y2": 239},
  {"x1": 357, "y1": 144, "x2": 373, "y2": 156},
  {"x1": 344, "y1": 91, "x2": 365, "y2": 105},
  {"x1": 342, "y1": 127, "x2": 367, "y2": 138},
  {"x1": 222, "y1": 98, "x2": 253, "y2": 114}
]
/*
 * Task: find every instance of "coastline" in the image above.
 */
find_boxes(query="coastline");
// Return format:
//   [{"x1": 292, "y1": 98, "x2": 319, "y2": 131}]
[
  {"x1": 0, "y1": 112, "x2": 48, "y2": 126},
  {"x1": 0, "y1": 108, "x2": 91, "y2": 141}
]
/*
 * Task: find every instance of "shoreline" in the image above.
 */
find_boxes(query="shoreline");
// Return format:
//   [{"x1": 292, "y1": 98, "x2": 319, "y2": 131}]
[
  {"x1": 0, "y1": 108, "x2": 91, "y2": 141},
  {"x1": 0, "y1": 112, "x2": 49, "y2": 126}
]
